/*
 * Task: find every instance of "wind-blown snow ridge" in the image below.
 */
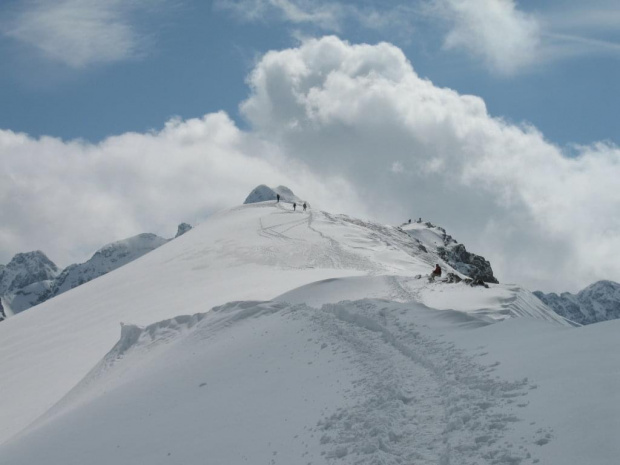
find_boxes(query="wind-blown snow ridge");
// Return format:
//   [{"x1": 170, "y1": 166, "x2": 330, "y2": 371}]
[{"x1": 3, "y1": 298, "x2": 556, "y2": 465}]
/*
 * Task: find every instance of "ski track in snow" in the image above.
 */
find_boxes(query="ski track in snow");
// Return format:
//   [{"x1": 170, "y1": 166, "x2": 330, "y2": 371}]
[
  {"x1": 295, "y1": 300, "x2": 551, "y2": 465},
  {"x1": 255, "y1": 206, "x2": 383, "y2": 273}
]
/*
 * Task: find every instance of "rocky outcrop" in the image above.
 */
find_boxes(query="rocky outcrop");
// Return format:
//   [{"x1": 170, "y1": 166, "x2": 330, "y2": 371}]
[
  {"x1": 438, "y1": 243, "x2": 498, "y2": 284},
  {"x1": 535, "y1": 280, "x2": 620, "y2": 325},
  {"x1": 175, "y1": 223, "x2": 192, "y2": 238},
  {"x1": 401, "y1": 221, "x2": 498, "y2": 284}
]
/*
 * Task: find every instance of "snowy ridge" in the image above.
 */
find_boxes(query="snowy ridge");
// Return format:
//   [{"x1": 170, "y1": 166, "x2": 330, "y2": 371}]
[
  {"x1": 0, "y1": 198, "x2": 616, "y2": 465},
  {"x1": 28, "y1": 312, "x2": 212, "y2": 432},
  {"x1": 0, "y1": 200, "x2": 569, "y2": 445},
  {"x1": 4, "y1": 298, "x2": 556, "y2": 465},
  {"x1": 277, "y1": 274, "x2": 570, "y2": 326}
]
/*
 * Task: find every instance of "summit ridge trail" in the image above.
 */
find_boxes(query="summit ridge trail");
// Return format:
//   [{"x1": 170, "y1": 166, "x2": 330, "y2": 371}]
[{"x1": 304, "y1": 299, "x2": 547, "y2": 465}]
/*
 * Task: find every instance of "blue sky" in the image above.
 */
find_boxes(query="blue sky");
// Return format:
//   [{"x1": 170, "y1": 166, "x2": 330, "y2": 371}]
[
  {"x1": 1, "y1": 0, "x2": 618, "y2": 145},
  {"x1": 1, "y1": 0, "x2": 620, "y2": 292}
]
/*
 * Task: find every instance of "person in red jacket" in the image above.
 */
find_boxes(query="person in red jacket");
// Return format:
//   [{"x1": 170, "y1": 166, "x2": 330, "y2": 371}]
[{"x1": 430, "y1": 264, "x2": 442, "y2": 280}]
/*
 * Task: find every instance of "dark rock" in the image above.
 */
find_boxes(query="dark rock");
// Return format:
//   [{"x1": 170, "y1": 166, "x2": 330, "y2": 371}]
[
  {"x1": 445, "y1": 273, "x2": 462, "y2": 284},
  {"x1": 437, "y1": 243, "x2": 498, "y2": 284},
  {"x1": 175, "y1": 223, "x2": 192, "y2": 238}
]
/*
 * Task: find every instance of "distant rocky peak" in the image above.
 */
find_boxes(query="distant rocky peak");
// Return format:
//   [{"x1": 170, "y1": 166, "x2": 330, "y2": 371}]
[
  {"x1": 0, "y1": 251, "x2": 60, "y2": 294},
  {"x1": 93, "y1": 233, "x2": 168, "y2": 259},
  {"x1": 535, "y1": 280, "x2": 620, "y2": 325},
  {"x1": 8, "y1": 251, "x2": 56, "y2": 268},
  {"x1": 579, "y1": 280, "x2": 620, "y2": 297},
  {"x1": 175, "y1": 223, "x2": 192, "y2": 238}
]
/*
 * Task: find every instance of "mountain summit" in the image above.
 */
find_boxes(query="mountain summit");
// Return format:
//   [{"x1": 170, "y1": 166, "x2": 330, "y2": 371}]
[
  {"x1": 244, "y1": 184, "x2": 302, "y2": 204},
  {"x1": 0, "y1": 251, "x2": 59, "y2": 294}
]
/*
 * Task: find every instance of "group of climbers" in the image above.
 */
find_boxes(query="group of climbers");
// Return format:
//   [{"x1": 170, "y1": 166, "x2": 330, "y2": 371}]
[{"x1": 276, "y1": 193, "x2": 307, "y2": 212}]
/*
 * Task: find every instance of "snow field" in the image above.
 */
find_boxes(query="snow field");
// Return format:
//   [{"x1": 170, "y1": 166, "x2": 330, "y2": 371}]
[{"x1": 2, "y1": 298, "x2": 553, "y2": 465}]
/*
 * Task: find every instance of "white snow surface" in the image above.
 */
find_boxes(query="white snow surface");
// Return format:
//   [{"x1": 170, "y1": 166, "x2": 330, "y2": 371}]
[{"x1": 0, "y1": 200, "x2": 617, "y2": 464}]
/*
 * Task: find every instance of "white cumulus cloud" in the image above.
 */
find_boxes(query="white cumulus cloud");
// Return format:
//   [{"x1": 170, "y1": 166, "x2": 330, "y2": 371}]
[
  {"x1": 0, "y1": 112, "x2": 362, "y2": 266},
  {"x1": 240, "y1": 36, "x2": 620, "y2": 291},
  {"x1": 2, "y1": 35, "x2": 619, "y2": 293}
]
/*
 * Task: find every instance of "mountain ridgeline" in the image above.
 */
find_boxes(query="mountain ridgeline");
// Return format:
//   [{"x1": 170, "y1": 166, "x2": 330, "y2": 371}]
[
  {"x1": 534, "y1": 280, "x2": 620, "y2": 325},
  {"x1": 4, "y1": 185, "x2": 619, "y2": 326},
  {"x1": 0, "y1": 223, "x2": 192, "y2": 320}
]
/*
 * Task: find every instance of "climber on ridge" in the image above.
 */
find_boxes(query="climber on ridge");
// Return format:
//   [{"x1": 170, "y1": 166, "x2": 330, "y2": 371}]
[{"x1": 430, "y1": 264, "x2": 442, "y2": 281}]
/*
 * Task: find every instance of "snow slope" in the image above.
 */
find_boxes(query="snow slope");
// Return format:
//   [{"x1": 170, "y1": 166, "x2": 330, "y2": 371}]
[
  {"x1": 3, "y1": 290, "x2": 617, "y2": 465},
  {"x1": 1, "y1": 199, "x2": 605, "y2": 465}
]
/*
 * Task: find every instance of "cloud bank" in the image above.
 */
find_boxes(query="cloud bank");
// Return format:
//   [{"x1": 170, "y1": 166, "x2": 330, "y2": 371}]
[
  {"x1": 241, "y1": 36, "x2": 620, "y2": 291},
  {"x1": 216, "y1": 0, "x2": 542, "y2": 75},
  {"x1": 0, "y1": 112, "x2": 361, "y2": 267},
  {"x1": 217, "y1": 0, "x2": 620, "y2": 76},
  {"x1": 2, "y1": 36, "x2": 620, "y2": 292}
]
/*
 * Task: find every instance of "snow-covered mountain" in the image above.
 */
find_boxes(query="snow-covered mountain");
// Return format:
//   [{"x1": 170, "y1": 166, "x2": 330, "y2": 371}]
[
  {"x1": 46, "y1": 233, "x2": 169, "y2": 299},
  {"x1": 0, "y1": 251, "x2": 60, "y2": 319},
  {"x1": 0, "y1": 225, "x2": 190, "y2": 318},
  {"x1": 0, "y1": 193, "x2": 618, "y2": 465},
  {"x1": 535, "y1": 280, "x2": 620, "y2": 325},
  {"x1": 0, "y1": 251, "x2": 59, "y2": 293}
]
